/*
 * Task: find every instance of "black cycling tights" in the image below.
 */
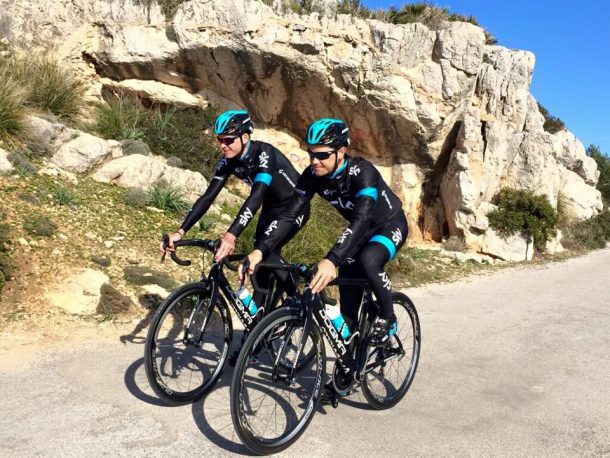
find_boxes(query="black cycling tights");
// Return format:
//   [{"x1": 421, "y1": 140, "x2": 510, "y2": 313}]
[
  {"x1": 338, "y1": 242, "x2": 395, "y2": 330},
  {"x1": 251, "y1": 205, "x2": 310, "y2": 309}
]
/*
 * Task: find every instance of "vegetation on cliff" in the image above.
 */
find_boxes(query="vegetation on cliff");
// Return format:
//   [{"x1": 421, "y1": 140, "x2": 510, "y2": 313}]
[{"x1": 488, "y1": 188, "x2": 558, "y2": 251}]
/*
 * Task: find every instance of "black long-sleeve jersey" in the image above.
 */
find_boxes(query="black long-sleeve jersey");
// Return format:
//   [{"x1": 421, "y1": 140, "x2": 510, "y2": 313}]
[
  {"x1": 180, "y1": 140, "x2": 301, "y2": 236},
  {"x1": 256, "y1": 156, "x2": 404, "y2": 266}
]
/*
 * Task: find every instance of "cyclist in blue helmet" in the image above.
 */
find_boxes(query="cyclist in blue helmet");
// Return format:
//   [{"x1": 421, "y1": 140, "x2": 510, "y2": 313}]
[
  {"x1": 246, "y1": 117, "x2": 409, "y2": 347},
  {"x1": 161, "y1": 109, "x2": 310, "y2": 305}
]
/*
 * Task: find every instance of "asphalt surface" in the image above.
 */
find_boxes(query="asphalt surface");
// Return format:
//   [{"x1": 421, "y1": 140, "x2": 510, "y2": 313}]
[{"x1": 1, "y1": 249, "x2": 609, "y2": 457}]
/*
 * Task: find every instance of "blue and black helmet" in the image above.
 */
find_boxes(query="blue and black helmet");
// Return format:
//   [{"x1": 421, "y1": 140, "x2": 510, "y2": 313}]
[
  {"x1": 214, "y1": 110, "x2": 254, "y2": 136},
  {"x1": 305, "y1": 118, "x2": 350, "y2": 148}
]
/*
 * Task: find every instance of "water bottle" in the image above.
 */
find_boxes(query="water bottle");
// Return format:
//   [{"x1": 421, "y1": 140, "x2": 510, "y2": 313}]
[
  {"x1": 237, "y1": 286, "x2": 258, "y2": 316},
  {"x1": 325, "y1": 305, "x2": 350, "y2": 339}
]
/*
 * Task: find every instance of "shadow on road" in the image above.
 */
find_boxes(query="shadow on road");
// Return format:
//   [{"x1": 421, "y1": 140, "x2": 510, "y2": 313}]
[
  {"x1": 124, "y1": 357, "x2": 173, "y2": 407},
  {"x1": 191, "y1": 368, "x2": 255, "y2": 455}
]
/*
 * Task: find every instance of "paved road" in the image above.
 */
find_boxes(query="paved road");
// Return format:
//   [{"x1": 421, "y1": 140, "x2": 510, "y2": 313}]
[{"x1": 1, "y1": 249, "x2": 609, "y2": 457}]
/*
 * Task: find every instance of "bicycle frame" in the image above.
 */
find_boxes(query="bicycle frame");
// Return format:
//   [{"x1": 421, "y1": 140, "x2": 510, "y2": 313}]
[
  {"x1": 167, "y1": 240, "x2": 287, "y2": 341},
  {"x1": 250, "y1": 261, "x2": 405, "y2": 382}
]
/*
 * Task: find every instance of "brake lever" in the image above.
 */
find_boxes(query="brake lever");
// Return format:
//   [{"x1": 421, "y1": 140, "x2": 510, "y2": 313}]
[
  {"x1": 239, "y1": 257, "x2": 251, "y2": 288},
  {"x1": 160, "y1": 234, "x2": 170, "y2": 262}
]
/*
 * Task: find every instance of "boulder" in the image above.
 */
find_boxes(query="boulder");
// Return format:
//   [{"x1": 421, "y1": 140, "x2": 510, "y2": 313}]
[
  {"x1": 51, "y1": 132, "x2": 122, "y2": 172},
  {"x1": 0, "y1": 148, "x2": 13, "y2": 175},
  {"x1": 91, "y1": 154, "x2": 207, "y2": 203},
  {"x1": 46, "y1": 268, "x2": 109, "y2": 315},
  {"x1": 481, "y1": 230, "x2": 534, "y2": 262}
]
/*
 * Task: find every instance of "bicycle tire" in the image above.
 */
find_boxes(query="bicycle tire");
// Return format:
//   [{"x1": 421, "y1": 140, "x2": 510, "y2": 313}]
[
  {"x1": 144, "y1": 282, "x2": 232, "y2": 405},
  {"x1": 361, "y1": 292, "x2": 420, "y2": 410},
  {"x1": 230, "y1": 307, "x2": 325, "y2": 455}
]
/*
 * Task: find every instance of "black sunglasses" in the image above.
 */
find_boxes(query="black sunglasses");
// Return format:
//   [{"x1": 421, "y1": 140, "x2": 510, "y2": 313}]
[
  {"x1": 307, "y1": 149, "x2": 337, "y2": 161},
  {"x1": 217, "y1": 136, "x2": 237, "y2": 146}
]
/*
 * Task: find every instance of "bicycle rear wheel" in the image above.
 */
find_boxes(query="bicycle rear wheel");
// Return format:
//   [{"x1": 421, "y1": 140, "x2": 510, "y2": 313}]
[
  {"x1": 361, "y1": 292, "x2": 420, "y2": 409},
  {"x1": 230, "y1": 308, "x2": 325, "y2": 455},
  {"x1": 144, "y1": 282, "x2": 231, "y2": 405}
]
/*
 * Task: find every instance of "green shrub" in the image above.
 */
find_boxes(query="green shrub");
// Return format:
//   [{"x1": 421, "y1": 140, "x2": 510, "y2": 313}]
[
  {"x1": 587, "y1": 145, "x2": 610, "y2": 204},
  {"x1": 94, "y1": 96, "x2": 219, "y2": 179},
  {"x1": 561, "y1": 210, "x2": 610, "y2": 251},
  {"x1": 94, "y1": 96, "x2": 147, "y2": 140},
  {"x1": 6, "y1": 55, "x2": 85, "y2": 120},
  {"x1": 149, "y1": 180, "x2": 189, "y2": 214},
  {"x1": 54, "y1": 186, "x2": 78, "y2": 206},
  {"x1": 488, "y1": 188, "x2": 557, "y2": 251},
  {"x1": 22, "y1": 214, "x2": 58, "y2": 237},
  {"x1": 537, "y1": 102, "x2": 565, "y2": 134},
  {"x1": 0, "y1": 68, "x2": 27, "y2": 144},
  {"x1": 234, "y1": 196, "x2": 345, "y2": 264}
]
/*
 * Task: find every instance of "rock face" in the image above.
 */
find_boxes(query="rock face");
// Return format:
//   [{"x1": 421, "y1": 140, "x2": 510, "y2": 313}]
[{"x1": 1, "y1": 0, "x2": 604, "y2": 259}]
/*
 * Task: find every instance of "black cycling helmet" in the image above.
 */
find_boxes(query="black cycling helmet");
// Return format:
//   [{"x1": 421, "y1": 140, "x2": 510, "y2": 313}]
[
  {"x1": 305, "y1": 118, "x2": 350, "y2": 148},
  {"x1": 214, "y1": 110, "x2": 254, "y2": 136}
]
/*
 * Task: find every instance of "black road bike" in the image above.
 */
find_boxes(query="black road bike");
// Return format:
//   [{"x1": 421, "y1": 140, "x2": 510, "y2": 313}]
[
  {"x1": 230, "y1": 261, "x2": 421, "y2": 455},
  {"x1": 144, "y1": 238, "x2": 296, "y2": 405}
]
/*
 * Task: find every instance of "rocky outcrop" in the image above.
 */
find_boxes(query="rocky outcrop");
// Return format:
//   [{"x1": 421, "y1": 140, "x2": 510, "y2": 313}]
[
  {"x1": 45, "y1": 268, "x2": 109, "y2": 314},
  {"x1": 1, "y1": 0, "x2": 603, "y2": 260},
  {"x1": 0, "y1": 148, "x2": 13, "y2": 174},
  {"x1": 51, "y1": 133, "x2": 122, "y2": 173},
  {"x1": 92, "y1": 154, "x2": 208, "y2": 203}
]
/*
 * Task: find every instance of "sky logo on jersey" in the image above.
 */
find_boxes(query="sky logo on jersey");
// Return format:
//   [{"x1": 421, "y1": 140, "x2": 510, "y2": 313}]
[
  {"x1": 337, "y1": 228, "x2": 353, "y2": 244},
  {"x1": 265, "y1": 220, "x2": 278, "y2": 236},
  {"x1": 379, "y1": 271, "x2": 392, "y2": 290},
  {"x1": 382, "y1": 190, "x2": 393, "y2": 210},
  {"x1": 349, "y1": 165, "x2": 361, "y2": 176},
  {"x1": 295, "y1": 214, "x2": 305, "y2": 227},
  {"x1": 239, "y1": 208, "x2": 253, "y2": 226},
  {"x1": 330, "y1": 198, "x2": 354, "y2": 210},
  {"x1": 259, "y1": 151, "x2": 269, "y2": 168},
  {"x1": 391, "y1": 228, "x2": 403, "y2": 245},
  {"x1": 323, "y1": 188, "x2": 336, "y2": 196},
  {"x1": 216, "y1": 158, "x2": 227, "y2": 171}
]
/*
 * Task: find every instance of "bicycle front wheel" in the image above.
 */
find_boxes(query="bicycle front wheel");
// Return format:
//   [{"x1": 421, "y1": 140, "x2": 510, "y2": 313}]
[
  {"x1": 144, "y1": 282, "x2": 231, "y2": 405},
  {"x1": 362, "y1": 292, "x2": 420, "y2": 409},
  {"x1": 230, "y1": 308, "x2": 325, "y2": 455}
]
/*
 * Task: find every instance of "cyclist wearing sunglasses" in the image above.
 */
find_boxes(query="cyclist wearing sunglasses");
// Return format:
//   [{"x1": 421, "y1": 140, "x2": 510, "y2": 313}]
[
  {"x1": 161, "y1": 109, "x2": 309, "y2": 303},
  {"x1": 246, "y1": 117, "x2": 408, "y2": 346}
]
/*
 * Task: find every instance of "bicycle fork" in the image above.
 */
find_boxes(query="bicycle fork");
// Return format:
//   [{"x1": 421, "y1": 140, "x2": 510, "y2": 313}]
[
  {"x1": 182, "y1": 281, "x2": 215, "y2": 347},
  {"x1": 272, "y1": 291, "x2": 316, "y2": 385}
]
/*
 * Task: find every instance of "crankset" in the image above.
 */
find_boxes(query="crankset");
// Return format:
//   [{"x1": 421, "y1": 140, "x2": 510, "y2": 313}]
[{"x1": 332, "y1": 361, "x2": 359, "y2": 396}]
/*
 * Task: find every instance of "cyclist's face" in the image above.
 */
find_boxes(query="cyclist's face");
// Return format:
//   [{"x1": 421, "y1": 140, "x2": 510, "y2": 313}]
[
  {"x1": 309, "y1": 145, "x2": 346, "y2": 176},
  {"x1": 217, "y1": 133, "x2": 248, "y2": 158}
]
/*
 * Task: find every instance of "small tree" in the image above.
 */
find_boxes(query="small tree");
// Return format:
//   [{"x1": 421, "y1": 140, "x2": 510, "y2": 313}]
[
  {"x1": 587, "y1": 144, "x2": 610, "y2": 204},
  {"x1": 537, "y1": 102, "x2": 565, "y2": 134},
  {"x1": 488, "y1": 188, "x2": 558, "y2": 253}
]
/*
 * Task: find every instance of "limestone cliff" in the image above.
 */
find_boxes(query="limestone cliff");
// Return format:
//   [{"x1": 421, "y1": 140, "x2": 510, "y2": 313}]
[{"x1": 0, "y1": 0, "x2": 602, "y2": 257}]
